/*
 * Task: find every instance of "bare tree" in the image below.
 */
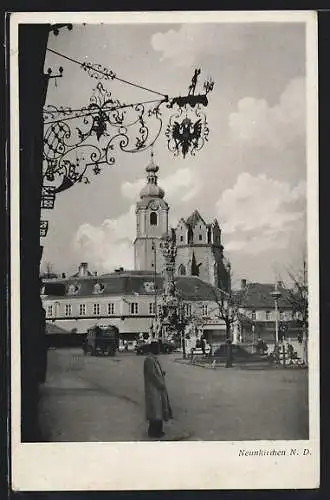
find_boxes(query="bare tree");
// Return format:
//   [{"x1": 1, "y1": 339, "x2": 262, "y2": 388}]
[
  {"x1": 214, "y1": 263, "x2": 250, "y2": 340},
  {"x1": 282, "y1": 258, "x2": 308, "y2": 364},
  {"x1": 209, "y1": 264, "x2": 250, "y2": 367}
]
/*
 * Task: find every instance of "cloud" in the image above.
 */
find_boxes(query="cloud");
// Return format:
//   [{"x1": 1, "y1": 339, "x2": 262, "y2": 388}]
[
  {"x1": 229, "y1": 77, "x2": 305, "y2": 148},
  {"x1": 72, "y1": 166, "x2": 202, "y2": 272},
  {"x1": 121, "y1": 178, "x2": 145, "y2": 200},
  {"x1": 121, "y1": 167, "x2": 201, "y2": 203},
  {"x1": 73, "y1": 205, "x2": 136, "y2": 272},
  {"x1": 151, "y1": 24, "x2": 246, "y2": 68},
  {"x1": 216, "y1": 173, "x2": 306, "y2": 254}
]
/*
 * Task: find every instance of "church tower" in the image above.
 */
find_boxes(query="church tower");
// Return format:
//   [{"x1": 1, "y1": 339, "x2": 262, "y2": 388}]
[
  {"x1": 134, "y1": 153, "x2": 169, "y2": 273},
  {"x1": 174, "y1": 210, "x2": 229, "y2": 290}
]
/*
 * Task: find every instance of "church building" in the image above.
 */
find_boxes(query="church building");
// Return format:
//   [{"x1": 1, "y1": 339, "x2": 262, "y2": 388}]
[
  {"x1": 134, "y1": 152, "x2": 168, "y2": 274},
  {"x1": 175, "y1": 210, "x2": 229, "y2": 289},
  {"x1": 134, "y1": 153, "x2": 229, "y2": 289},
  {"x1": 41, "y1": 154, "x2": 230, "y2": 341}
]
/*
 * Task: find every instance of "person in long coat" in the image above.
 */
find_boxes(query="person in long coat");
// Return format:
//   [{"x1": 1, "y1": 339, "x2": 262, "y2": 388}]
[{"x1": 144, "y1": 341, "x2": 173, "y2": 438}]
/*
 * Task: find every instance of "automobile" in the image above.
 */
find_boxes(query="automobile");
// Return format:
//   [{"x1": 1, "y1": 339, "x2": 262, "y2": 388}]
[
  {"x1": 213, "y1": 343, "x2": 266, "y2": 362},
  {"x1": 190, "y1": 345, "x2": 212, "y2": 357},
  {"x1": 82, "y1": 325, "x2": 119, "y2": 356},
  {"x1": 135, "y1": 339, "x2": 176, "y2": 355}
]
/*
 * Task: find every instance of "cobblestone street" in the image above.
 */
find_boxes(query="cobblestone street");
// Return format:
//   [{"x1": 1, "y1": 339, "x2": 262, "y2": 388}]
[{"x1": 39, "y1": 348, "x2": 309, "y2": 442}]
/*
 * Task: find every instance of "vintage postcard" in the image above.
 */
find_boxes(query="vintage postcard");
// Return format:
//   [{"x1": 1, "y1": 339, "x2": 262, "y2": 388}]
[{"x1": 10, "y1": 10, "x2": 319, "y2": 491}]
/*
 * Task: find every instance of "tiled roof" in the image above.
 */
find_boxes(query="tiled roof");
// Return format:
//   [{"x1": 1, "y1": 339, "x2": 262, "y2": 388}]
[
  {"x1": 185, "y1": 209, "x2": 206, "y2": 227},
  {"x1": 236, "y1": 283, "x2": 292, "y2": 309},
  {"x1": 175, "y1": 277, "x2": 222, "y2": 301},
  {"x1": 42, "y1": 271, "x2": 222, "y2": 302}
]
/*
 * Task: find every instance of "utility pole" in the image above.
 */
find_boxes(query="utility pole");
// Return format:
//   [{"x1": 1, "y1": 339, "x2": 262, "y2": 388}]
[
  {"x1": 178, "y1": 296, "x2": 187, "y2": 359},
  {"x1": 152, "y1": 240, "x2": 158, "y2": 336}
]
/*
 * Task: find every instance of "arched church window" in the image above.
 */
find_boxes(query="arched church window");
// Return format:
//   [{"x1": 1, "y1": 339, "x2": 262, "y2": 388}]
[
  {"x1": 150, "y1": 211, "x2": 158, "y2": 226},
  {"x1": 188, "y1": 227, "x2": 193, "y2": 244},
  {"x1": 178, "y1": 264, "x2": 186, "y2": 276}
]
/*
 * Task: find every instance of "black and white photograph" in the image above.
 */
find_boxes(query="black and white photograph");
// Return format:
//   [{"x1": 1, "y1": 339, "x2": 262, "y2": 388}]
[{"x1": 10, "y1": 11, "x2": 319, "y2": 491}]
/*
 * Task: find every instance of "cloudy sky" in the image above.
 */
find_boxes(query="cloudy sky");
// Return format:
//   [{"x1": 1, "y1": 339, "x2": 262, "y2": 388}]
[{"x1": 42, "y1": 19, "x2": 307, "y2": 285}]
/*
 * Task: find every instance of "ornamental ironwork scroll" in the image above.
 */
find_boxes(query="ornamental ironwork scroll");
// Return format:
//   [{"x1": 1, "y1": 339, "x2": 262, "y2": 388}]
[
  {"x1": 42, "y1": 81, "x2": 164, "y2": 195},
  {"x1": 41, "y1": 64, "x2": 214, "y2": 237}
]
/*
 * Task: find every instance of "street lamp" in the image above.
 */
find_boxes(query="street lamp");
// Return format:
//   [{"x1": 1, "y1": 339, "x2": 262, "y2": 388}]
[
  {"x1": 251, "y1": 323, "x2": 256, "y2": 353},
  {"x1": 271, "y1": 282, "x2": 282, "y2": 345}
]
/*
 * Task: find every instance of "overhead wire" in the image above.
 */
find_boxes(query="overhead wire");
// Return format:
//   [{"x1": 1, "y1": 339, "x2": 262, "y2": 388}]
[{"x1": 47, "y1": 47, "x2": 168, "y2": 99}]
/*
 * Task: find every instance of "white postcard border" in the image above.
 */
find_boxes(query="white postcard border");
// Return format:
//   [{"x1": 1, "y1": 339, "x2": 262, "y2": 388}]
[{"x1": 10, "y1": 10, "x2": 319, "y2": 491}]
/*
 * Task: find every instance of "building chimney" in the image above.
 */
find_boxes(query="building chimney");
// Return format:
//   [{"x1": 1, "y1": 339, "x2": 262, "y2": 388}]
[
  {"x1": 241, "y1": 279, "x2": 247, "y2": 289},
  {"x1": 78, "y1": 262, "x2": 89, "y2": 277}
]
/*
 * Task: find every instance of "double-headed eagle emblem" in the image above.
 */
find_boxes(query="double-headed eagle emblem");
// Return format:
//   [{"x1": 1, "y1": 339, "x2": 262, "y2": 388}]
[
  {"x1": 165, "y1": 69, "x2": 212, "y2": 158},
  {"x1": 170, "y1": 117, "x2": 203, "y2": 159}
]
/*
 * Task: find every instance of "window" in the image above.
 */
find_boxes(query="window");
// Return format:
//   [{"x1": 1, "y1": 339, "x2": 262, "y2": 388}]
[
  {"x1": 280, "y1": 311, "x2": 285, "y2": 320},
  {"x1": 79, "y1": 304, "x2": 86, "y2": 316},
  {"x1": 150, "y1": 212, "x2": 157, "y2": 226},
  {"x1": 184, "y1": 304, "x2": 192, "y2": 316},
  {"x1": 65, "y1": 304, "x2": 72, "y2": 317},
  {"x1": 149, "y1": 303, "x2": 156, "y2": 314},
  {"x1": 108, "y1": 303, "x2": 115, "y2": 315},
  {"x1": 178, "y1": 264, "x2": 186, "y2": 276},
  {"x1": 93, "y1": 303, "x2": 100, "y2": 315},
  {"x1": 47, "y1": 305, "x2": 53, "y2": 317},
  {"x1": 180, "y1": 235, "x2": 183, "y2": 242},
  {"x1": 130, "y1": 302, "x2": 139, "y2": 314},
  {"x1": 199, "y1": 234, "x2": 202, "y2": 241},
  {"x1": 265, "y1": 311, "x2": 270, "y2": 320},
  {"x1": 251, "y1": 310, "x2": 256, "y2": 321},
  {"x1": 201, "y1": 305, "x2": 208, "y2": 316}
]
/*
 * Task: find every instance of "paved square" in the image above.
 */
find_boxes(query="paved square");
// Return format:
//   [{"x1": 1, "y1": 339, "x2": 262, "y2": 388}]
[{"x1": 39, "y1": 348, "x2": 309, "y2": 441}]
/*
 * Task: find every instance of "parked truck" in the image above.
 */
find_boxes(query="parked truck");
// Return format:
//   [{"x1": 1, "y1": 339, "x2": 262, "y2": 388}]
[{"x1": 82, "y1": 325, "x2": 119, "y2": 356}]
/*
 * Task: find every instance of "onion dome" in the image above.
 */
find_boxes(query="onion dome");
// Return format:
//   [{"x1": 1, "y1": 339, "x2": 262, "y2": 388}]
[{"x1": 139, "y1": 152, "x2": 165, "y2": 199}]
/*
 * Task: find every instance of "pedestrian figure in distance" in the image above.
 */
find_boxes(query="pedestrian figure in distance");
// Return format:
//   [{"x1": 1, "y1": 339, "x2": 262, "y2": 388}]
[
  {"x1": 225, "y1": 338, "x2": 233, "y2": 368},
  {"x1": 201, "y1": 335, "x2": 207, "y2": 355},
  {"x1": 144, "y1": 341, "x2": 173, "y2": 439}
]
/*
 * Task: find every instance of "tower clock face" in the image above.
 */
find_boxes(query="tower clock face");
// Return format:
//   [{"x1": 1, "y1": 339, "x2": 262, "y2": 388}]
[{"x1": 149, "y1": 200, "x2": 160, "y2": 210}]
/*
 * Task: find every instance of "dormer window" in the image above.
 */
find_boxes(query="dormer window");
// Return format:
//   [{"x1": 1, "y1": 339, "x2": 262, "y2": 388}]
[
  {"x1": 150, "y1": 211, "x2": 158, "y2": 225},
  {"x1": 68, "y1": 283, "x2": 80, "y2": 295},
  {"x1": 93, "y1": 283, "x2": 104, "y2": 294}
]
